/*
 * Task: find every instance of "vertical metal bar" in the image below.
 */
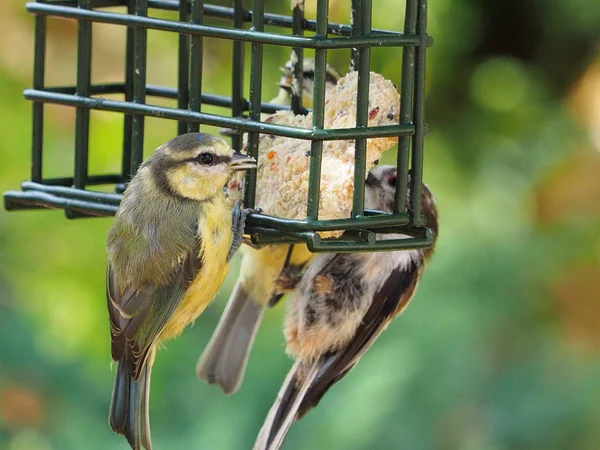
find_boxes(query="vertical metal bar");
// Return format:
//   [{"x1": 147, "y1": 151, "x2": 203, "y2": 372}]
[
  {"x1": 350, "y1": 0, "x2": 361, "y2": 70},
  {"x1": 74, "y1": 0, "x2": 93, "y2": 189},
  {"x1": 177, "y1": 0, "x2": 190, "y2": 135},
  {"x1": 351, "y1": 0, "x2": 371, "y2": 217},
  {"x1": 290, "y1": 1, "x2": 305, "y2": 114},
  {"x1": 188, "y1": 0, "x2": 204, "y2": 133},
  {"x1": 244, "y1": 0, "x2": 265, "y2": 209},
  {"x1": 231, "y1": 0, "x2": 245, "y2": 152},
  {"x1": 306, "y1": 0, "x2": 329, "y2": 220},
  {"x1": 130, "y1": 0, "x2": 148, "y2": 176},
  {"x1": 410, "y1": 0, "x2": 427, "y2": 227},
  {"x1": 394, "y1": 0, "x2": 418, "y2": 213},
  {"x1": 121, "y1": 0, "x2": 135, "y2": 182},
  {"x1": 31, "y1": 0, "x2": 47, "y2": 183}
]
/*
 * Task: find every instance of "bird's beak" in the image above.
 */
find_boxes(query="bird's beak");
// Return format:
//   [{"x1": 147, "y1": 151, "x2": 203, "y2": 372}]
[{"x1": 228, "y1": 153, "x2": 257, "y2": 171}]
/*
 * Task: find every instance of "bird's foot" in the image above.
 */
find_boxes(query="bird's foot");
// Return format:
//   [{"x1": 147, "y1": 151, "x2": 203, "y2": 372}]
[
  {"x1": 274, "y1": 266, "x2": 304, "y2": 292},
  {"x1": 227, "y1": 200, "x2": 261, "y2": 262}
]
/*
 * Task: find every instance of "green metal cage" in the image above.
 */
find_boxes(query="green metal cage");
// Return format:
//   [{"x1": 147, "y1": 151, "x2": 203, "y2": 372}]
[{"x1": 3, "y1": 0, "x2": 433, "y2": 253}]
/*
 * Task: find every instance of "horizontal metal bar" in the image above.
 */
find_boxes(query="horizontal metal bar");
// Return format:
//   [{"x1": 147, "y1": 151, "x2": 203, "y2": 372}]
[
  {"x1": 247, "y1": 226, "x2": 434, "y2": 252},
  {"x1": 40, "y1": 174, "x2": 122, "y2": 186},
  {"x1": 51, "y1": 0, "x2": 402, "y2": 38},
  {"x1": 26, "y1": 3, "x2": 420, "y2": 49},
  {"x1": 3, "y1": 190, "x2": 118, "y2": 216},
  {"x1": 21, "y1": 181, "x2": 122, "y2": 204},
  {"x1": 4, "y1": 186, "x2": 434, "y2": 251},
  {"x1": 46, "y1": 82, "x2": 124, "y2": 95},
  {"x1": 247, "y1": 211, "x2": 409, "y2": 232},
  {"x1": 41, "y1": 84, "x2": 292, "y2": 114},
  {"x1": 51, "y1": 0, "x2": 125, "y2": 6},
  {"x1": 6, "y1": 183, "x2": 419, "y2": 233},
  {"x1": 307, "y1": 232, "x2": 434, "y2": 252},
  {"x1": 24, "y1": 89, "x2": 415, "y2": 140},
  {"x1": 146, "y1": 0, "x2": 398, "y2": 37}
]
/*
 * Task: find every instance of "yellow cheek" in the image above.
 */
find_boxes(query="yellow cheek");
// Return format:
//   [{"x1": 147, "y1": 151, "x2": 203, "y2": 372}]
[{"x1": 167, "y1": 166, "x2": 226, "y2": 200}]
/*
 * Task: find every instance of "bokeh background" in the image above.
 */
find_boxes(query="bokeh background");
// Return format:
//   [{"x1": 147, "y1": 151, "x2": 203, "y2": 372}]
[{"x1": 1, "y1": 0, "x2": 600, "y2": 449}]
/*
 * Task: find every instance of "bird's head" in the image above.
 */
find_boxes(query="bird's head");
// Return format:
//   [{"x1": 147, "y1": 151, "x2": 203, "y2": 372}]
[
  {"x1": 277, "y1": 58, "x2": 342, "y2": 108},
  {"x1": 145, "y1": 133, "x2": 256, "y2": 202},
  {"x1": 365, "y1": 165, "x2": 438, "y2": 233}
]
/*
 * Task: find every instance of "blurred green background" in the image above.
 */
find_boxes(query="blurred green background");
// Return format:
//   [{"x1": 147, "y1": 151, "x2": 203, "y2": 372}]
[{"x1": 1, "y1": 0, "x2": 600, "y2": 449}]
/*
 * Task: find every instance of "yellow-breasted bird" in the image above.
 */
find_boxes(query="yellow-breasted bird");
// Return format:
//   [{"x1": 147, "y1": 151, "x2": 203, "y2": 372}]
[
  {"x1": 253, "y1": 166, "x2": 439, "y2": 450},
  {"x1": 106, "y1": 133, "x2": 256, "y2": 450},
  {"x1": 197, "y1": 59, "x2": 342, "y2": 395}
]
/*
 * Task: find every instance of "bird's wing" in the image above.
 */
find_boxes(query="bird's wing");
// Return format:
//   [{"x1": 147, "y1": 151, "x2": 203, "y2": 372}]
[
  {"x1": 107, "y1": 240, "x2": 202, "y2": 380},
  {"x1": 297, "y1": 259, "x2": 424, "y2": 418}
]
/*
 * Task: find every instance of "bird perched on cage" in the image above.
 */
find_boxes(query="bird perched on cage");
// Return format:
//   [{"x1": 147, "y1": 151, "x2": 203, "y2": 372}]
[
  {"x1": 196, "y1": 59, "x2": 342, "y2": 395},
  {"x1": 106, "y1": 133, "x2": 256, "y2": 450},
  {"x1": 253, "y1": 165, "x2": 439, "y2": 450}
]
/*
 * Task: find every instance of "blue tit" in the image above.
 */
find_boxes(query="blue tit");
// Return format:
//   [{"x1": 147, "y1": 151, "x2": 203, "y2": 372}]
[
  {"x1": 253, "y1": 166, "x2": 439, "y2": 450},
  {"x1": 106, "y1": 133, "x2": 256, "y2": 450},
  {"x1": 197, "y1": 59, "x2": 342, "y2": 395}
]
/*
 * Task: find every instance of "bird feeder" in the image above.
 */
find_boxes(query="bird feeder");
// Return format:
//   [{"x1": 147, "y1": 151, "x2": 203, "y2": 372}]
[{"x1": 3, "y1": 0, "x2": 434, "y2": 253}]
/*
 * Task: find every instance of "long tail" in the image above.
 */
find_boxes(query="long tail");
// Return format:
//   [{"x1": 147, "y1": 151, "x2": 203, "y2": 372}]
[
  {"x1": 109, "y1": 360, "x2": 153, "y2": 450},
  {"x1": 253, "y1": 360, "x2": 321, "y2": 450},
  {"x1": 197, "y1": 279, "x2": 266, "y2": 395}
]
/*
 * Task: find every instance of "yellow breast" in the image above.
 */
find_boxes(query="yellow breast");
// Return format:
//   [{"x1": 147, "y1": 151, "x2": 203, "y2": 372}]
[
  {"x1": 240, "y1": 243, "x2": 314, "y2": 305},
  {"x1": 161, "y1": 194, "x2": 233, "y2": 339}
]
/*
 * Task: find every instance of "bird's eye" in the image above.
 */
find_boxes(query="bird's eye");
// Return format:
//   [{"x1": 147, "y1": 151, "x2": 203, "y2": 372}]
[
  {"x1": 387, "y1": 175, "x2": 397, "y2": 187},
  {"x1": 197, "y1": 153, "x2": 214, "y2": 164}
]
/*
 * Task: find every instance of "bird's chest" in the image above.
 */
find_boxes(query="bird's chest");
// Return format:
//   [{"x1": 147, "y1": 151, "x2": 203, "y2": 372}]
[{"x1": 168, "y1": 197, "x2": 233, "y2": 336}]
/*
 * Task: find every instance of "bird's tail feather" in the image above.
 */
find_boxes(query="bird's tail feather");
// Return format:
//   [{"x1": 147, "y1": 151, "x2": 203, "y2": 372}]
[
  {"x1": 197, "y1": 279, "x2": 266, "y2": 395},
  {"x1": 109, "y1": 360, "x2": 152, "y2": 450},
  {"x1": 253, "y1": 360, "x2": 321, "y2": 450}
]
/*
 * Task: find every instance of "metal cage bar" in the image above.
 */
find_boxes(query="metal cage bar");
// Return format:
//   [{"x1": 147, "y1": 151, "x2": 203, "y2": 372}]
[
  {"x1": 351, "y1": 0, "x2": 372, "y2": 218},
  {"x1": 395, "y1": 0, "x2": 418, "y2": 214},
  {"x1": 230, "y1": 0, "x2": 245, "y2": 152},
  {"x1": 177, "y1": 0, "x2": 191, "y2": 135},
  {"x1": 244, "y1": 0, "x2": 265, "y2": 209},
  {"x1": 188, "y1": 0, "x2": 204, "y2": 134},
  {"x1": 44, "y1": 0, "x2": 406, "y2": 38},
  {"x1": 23, "y1": 89, "x2": 417, "y2": 139},
  {"x1": 130, "y1": 0, "x2": 148, "y2": 176},
  {"x1": 31, "y1": 0, "x2": 47, "y2": 183},
  {"x1": 121, "y1": 0, "x2": 135, "y2": 184},
  {"x1": 306, "y1": 0, "x2": 329, "y2": 220},
  {"x1": 74, "y1": 0, "x2": 93, "y2": 189},
  {"x1": 4, "y1": 0, "x2": 435, "y2": 253},
  {"x1": 26, "y1": 3, "x2": 419, "y2": 49},
  {"x1": 409, "y1": 0, "x2": 428, "y2": 227}
]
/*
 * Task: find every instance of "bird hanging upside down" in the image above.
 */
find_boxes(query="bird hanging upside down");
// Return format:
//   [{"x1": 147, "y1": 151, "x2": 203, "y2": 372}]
[{"x1": 253, "y1": 165, "x2": 439, "y2": 450}]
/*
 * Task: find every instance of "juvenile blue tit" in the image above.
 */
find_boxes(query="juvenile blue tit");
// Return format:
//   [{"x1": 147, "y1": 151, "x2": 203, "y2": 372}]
[
  {"x1": 197, "y1": 60, "x2": 342, "y2": 395},
  {"x1": 106, "y1": 133, "x2": 256, "y2": 450},
  {"x1": 253, "y1": 166, "x2": 439, "y2": 450}
]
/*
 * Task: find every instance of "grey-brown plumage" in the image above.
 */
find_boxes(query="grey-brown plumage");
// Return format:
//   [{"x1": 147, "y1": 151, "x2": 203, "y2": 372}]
[
  {"x1": 253, "y1": 166, "x2": 439, "y2": 450},
  {"x1": 107, "y1": 133, "x2": 255, "y2": 450}
]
